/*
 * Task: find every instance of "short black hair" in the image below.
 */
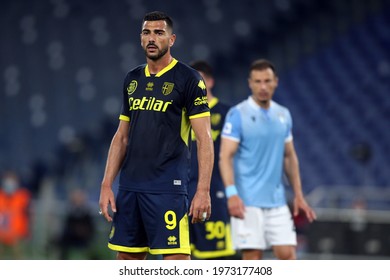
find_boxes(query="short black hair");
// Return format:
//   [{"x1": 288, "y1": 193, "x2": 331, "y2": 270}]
[
  {"x1": 189, "y1": 60, "x2": 214, "y2": 78},
  {"x1": 143, "y1": 11, "x2": 173, "y2": 31},
  {"x1": 249, "y1": 59, "x2": 277, "y2": 76}
]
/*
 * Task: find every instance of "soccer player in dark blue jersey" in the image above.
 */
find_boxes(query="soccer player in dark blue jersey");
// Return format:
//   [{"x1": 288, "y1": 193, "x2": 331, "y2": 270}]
[
  {"x1": 188, "y1": 61, "x2": 235, "y2": 259},
  {"x1": 98, "y1": 11, "x2": 214, "y2": 260}
]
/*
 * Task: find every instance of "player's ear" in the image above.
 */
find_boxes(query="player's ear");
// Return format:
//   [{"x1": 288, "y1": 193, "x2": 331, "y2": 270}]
[
  {"x1": 206, "y1": 77, "x2": 215, "y2": 89},
  {"x1": 169, "y1": 34, "x2": 176, "y2": 47}
]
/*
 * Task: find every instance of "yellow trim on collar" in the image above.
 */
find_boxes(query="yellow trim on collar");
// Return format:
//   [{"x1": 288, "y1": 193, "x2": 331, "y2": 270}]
[{"x1": 144, "y1": 58, "x2": 178, "y2": 77}]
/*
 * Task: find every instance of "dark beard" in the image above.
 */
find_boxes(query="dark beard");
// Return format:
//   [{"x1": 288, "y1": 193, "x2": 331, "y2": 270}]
[{"x1": 145, "y1": 46, "x2": 168, "y2": 61}]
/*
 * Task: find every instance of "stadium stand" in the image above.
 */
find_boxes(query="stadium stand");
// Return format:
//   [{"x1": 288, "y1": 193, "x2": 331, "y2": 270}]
[{"x1": 1, "y1": 0, "x2": 389, "y2": 194}]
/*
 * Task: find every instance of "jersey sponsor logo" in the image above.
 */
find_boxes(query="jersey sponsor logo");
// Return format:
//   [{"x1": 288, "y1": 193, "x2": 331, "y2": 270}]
[
  {"x1": 128, "y1": 96, "x2": 173, "y2": 112},
  {"x1": 167, "y1": 235, "x2": 178, "y2": 245},
  {"x1": 127, "y1": 80, "x2": 137, "y2": 95},
  {"x1": 194, "y1": 96, "x2": 208, "y2": 106},
  {"x1": 162, "y1": 82, "x2": 174, "y2": 95}
]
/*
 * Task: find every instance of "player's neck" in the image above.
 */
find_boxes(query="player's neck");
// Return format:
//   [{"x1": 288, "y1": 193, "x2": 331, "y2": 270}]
[
  {"x1": 207, "y1": 92, "x2": 214, "y2": 102},
  {"x1": 252, "y1": 97, "x2": 271, "y2": 109},
  {"x1": 259, "y1": 101, "x2": 270, "y2": 109},
  {"x1": 146, "y1": 55, "x2": 173, "y2": 74}
]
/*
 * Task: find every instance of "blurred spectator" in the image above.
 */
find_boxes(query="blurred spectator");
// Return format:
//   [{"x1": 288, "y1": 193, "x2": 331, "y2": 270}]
[
  {"x1": 0, "y1": 171, "x2": 31, "y2": 259},
  {"x1": 27, "y1": 159, "x2": 48, "y2": 198},
  {"x1": 58, "y1": 188, "x2": 95, "y2": 259},
  {"x1": 346, "y1": 198, "x2": 368, "y2": 255}
]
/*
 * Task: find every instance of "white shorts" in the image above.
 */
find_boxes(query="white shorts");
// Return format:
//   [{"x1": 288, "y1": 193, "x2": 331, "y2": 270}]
[{"x1": 231, "y1": 205, "x2": 297, "y2": 250}]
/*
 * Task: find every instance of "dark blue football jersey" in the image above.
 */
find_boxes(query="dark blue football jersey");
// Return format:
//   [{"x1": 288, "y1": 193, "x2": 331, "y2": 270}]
[{"x1": 118, "y1": 59, "x2": 210, "y2": 194}]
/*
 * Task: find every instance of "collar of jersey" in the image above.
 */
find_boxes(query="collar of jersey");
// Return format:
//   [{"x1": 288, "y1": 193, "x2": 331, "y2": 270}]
[
  {"x1": 144, "y1": 58, "x2": 178, "y2": 77},
  {"x1": 248, "y1": 96, "x2": 274, "y2": 111}
]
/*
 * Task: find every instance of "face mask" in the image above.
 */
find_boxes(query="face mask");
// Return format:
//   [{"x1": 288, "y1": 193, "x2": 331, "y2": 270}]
[{"x1": 2, "y1": 178, "x2": 18, "y2": 194}]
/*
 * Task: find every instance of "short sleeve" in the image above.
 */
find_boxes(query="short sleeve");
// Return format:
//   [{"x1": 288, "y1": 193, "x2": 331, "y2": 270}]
[
  {"x1": 285, "y1": 109, "x2": 293, "y2": 142},
  {"x1": 119, "y1": 72, "x2": 131, "y2": 121},
  {"x1": 221, "y1": 107, "x2": 241, "y2": 142},
  {"x1": 185, "y1": 70, "x2": 210, "y2": 119}
]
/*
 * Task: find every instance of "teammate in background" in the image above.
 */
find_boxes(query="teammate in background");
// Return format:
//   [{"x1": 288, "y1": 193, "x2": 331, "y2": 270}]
[
  {"x1": 98, "y1": 11, "x2": 213, "y2": 260},
  {"x1": 219, "y1": 59, "x2": 316, "y2": 260},
  {"x1": 188, "y1": 60, "x2": 235, "y2": 259}
]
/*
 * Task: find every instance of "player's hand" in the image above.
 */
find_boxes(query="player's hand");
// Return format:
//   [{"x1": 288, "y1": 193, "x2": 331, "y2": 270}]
[
  {"x1": 228, "y1": 195, "x2": 245, "y2": 219},
  {"x1": 189, "y1": 189, "x2": 211, "y2": 224},
  {"x1": 99, "y1": 184, "x2": 116, "y2": 222},
  {"x1": 293, "y1": 196, "x2": 317, "y2": 223}
]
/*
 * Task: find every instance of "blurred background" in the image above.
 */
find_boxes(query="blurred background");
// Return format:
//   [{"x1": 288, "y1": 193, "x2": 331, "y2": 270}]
[{"x1": 0, "y1": 0, "x2": 389, "y2": 259}]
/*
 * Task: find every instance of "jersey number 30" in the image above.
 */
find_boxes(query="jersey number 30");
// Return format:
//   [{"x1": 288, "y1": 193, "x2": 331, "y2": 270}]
[{"x1": 205, "y1": 221, "x2": 226, "y2": 240}]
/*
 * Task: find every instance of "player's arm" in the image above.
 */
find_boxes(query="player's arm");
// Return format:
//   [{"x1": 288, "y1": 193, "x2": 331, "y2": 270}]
[
  {"x1": 219, "y1": 137, "x2": 245, "y2": 219},
  {"x1": 284, "y1": 140, "x2": 316, "y2": 222},
  {"x1": 99, "y1": 120, "x2": 129, "y2": 222},
  {"x1": 189, "y1": 116, "x2": 213, "y2": 224}
]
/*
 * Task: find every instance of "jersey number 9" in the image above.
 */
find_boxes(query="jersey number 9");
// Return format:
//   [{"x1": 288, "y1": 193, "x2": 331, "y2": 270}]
[{"x1": 164, "y1": 210, "x2": 177, "y2": 230}]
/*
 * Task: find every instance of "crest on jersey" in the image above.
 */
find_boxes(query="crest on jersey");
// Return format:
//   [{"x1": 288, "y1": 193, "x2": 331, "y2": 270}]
[
  {"x1": 127, "y1": 80, "x2": 137, "y2": 95},
  {"x1": 162, "y1": 82, "x2": 174, "y2": 95},
  {"x1": 278, "y1": 113, "x2": 286, "y2": 123}
]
